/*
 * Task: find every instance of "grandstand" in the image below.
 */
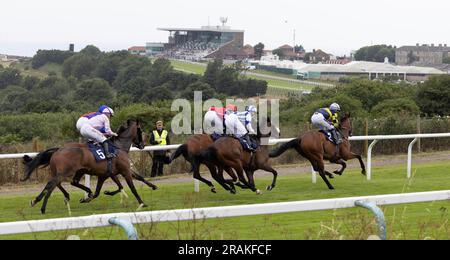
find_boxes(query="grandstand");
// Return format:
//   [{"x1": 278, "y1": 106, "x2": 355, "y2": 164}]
[{"x1": 154, "y1": 24, "x2": 247, "y2": 61}]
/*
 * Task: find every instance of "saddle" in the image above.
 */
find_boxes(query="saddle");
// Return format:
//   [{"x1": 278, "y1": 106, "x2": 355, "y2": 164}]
[
  {"x1": 87, "y1": 140, "x2": 118, "y2": 162},
  {"x1": 319, "y1": 130, "x2": 343, "y2": 145}
]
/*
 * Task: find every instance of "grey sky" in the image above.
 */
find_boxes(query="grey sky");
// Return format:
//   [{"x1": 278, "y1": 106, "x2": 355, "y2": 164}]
[{"x1": 1, "y1": 0, "x2": 449, "y2": 57}]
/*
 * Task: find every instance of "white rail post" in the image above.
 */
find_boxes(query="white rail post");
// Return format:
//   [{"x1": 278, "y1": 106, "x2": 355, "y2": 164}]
[
  {"x1": 311, "y1": 166, "x2": 317, "y2": 184},
  {"x1": 194, "y1": 179, "x2": 200, "y2": 193},
  {"x1": 367, "y1": 140, "x2": 379, "y2": 181},
  {"x1": 407, "y1": 138, "x2": 419, "y2": 179}
]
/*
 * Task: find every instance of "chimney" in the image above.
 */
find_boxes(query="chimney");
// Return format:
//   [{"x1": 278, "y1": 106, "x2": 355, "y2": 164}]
[{"x1": 416, "y1": 43, "x2": 420, "y2": 47}]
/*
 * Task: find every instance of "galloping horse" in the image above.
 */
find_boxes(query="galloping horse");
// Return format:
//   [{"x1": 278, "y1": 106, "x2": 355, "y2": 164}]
[
  {"x1": 269, "y1": 113, "x2": 365, "y2": 190},
  {"x1": 170, "y1": 134, "x2": 236, "y2": 193},
  {"x1": 197, "y1": 118, "x2": 280, "y2": 194},
  {"x1": 22, "y1": 120, "x2": 154, "y2": 214}
]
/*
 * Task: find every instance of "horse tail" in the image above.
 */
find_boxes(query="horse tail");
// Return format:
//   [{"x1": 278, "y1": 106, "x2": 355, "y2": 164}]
[
  {"x1": 170, "y1": 144, "x2": 188, "y2": 162},
  {"x1": 269, "y1": 139, "x2": 299, "y2": 158},
  {"x1": 21, "y1": 148, "x2": 59, "y2": 182}
]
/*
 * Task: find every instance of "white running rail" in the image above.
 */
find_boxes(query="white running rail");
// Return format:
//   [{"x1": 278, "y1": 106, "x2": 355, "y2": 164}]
[
  {"x1": 1, "y1": 190, "x2": 449, "y2": 239},
  {"x1": 1, "y1": 133, "x2": 450, "y2": 190}
]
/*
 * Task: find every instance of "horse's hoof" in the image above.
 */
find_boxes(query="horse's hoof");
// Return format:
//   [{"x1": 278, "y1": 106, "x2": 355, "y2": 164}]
[
  {"x1": 256, "y1": 190, "x2": 262, "y2": 195},
  {"x1": 152, "y1": 186, "x2": 158, "y2": 191},
  {"x1": 64, "y1": 198, "x2": 70, "y2": 205},
  {"x1": 333, "y1": 171, "x2": 342, "y2": 176},
  {"x1": 104, "y1": 191, "x2": 113, "y2": 196},
  {"x1": 80, "y1": 198, "x2": 92, "y2": 204},
  {"x1": 41, "y1": 209, "x2": 46, "y2": 215},
  {"x1": 266, "y1": 186, "x2": 274, "y2": 191},
  {"x1": 230, "y1": 189, "x2": 236, "y2": 194},
  {"x1": 329, "y1": 187, "x2": 335, "y2": 190},
  {"x1": 211, "y1": 187, "x2": 217, "y2": 193},
  {"x1": 361, "y1": 170, "x2": 367, "y2": 176},
  {"x1": 30, "y1": 200, "x2": 36, "y2": 208}
]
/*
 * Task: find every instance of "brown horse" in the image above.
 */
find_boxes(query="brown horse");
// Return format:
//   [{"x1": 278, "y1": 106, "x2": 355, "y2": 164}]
[
  {"x1": 197, "y1": 119, "x2": 280, "y2": 194},
  {"x1": 269, "y1": 114, "x2": 365, "y2": 190},
  {"x1": 170, "y1": 134, "x2": 237, "y2": 193},
  {"x1": 22, "y1": 120, "x2": 154, "y2": 214}
]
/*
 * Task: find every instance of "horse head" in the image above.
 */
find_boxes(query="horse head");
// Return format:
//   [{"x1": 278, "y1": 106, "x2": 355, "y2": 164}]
[
  {"x1": 116, "y1": 119, "x2": 145, "y2": 150},
  {"x1": 339, "y1": 113, "x2": 352, "y2": 138}
]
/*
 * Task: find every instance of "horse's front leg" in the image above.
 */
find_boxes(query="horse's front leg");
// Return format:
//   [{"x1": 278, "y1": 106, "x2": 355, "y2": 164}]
[{"x1": 342, "y1": 152, "x2": 366, "y2": 176}]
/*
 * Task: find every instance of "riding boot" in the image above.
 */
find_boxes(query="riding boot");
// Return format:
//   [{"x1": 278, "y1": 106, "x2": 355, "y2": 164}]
[
  {"x1": 331, "y1": 129, "x2": 339, "y2": 145},
  {"x1": 244, "y1": 134, "x2": 256, "y2": 152},
  {"x1": 330, "y1": 129, "x2": 340, "y2": 160},
  {"x1": 101, "y1": 141, "x2": 115, "y2": 159}
]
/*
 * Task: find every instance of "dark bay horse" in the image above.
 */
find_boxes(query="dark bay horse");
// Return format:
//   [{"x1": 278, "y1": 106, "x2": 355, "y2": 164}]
[
  {"x1": 170, "y1": 134, "x2": 236, "y2": 193},
  {"x1": 197, "y1": 119, "x2": 280, "y2": 194},
  {"x1": 269, "y1": 114, "x2": 365, "y2": 190},
  {"x1": 22, "y1": 120, "x2": 155, "y2": 214}
]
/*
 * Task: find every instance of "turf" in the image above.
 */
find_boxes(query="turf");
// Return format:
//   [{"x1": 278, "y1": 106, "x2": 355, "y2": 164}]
[
  {"x1": 1, "y1": 161, "x2": 450, "y2": 240},
  {"x1": 168, "y1": 59, "x2": 314, "y2": 92}
]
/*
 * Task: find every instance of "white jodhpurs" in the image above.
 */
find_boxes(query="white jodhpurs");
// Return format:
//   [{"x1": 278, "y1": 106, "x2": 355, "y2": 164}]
[
  {"x1": 203, "y1": 110, "x2": 223, "y2": 134},
  {"x1": 79, "y1": 122, "x2": 107, "y2": 143},
  {"x1": 311, "y1": 113, "x2": 335, "y2": 131},
  {"x1": 224, "y1": 113, "x2": 248, "y2": 138}
]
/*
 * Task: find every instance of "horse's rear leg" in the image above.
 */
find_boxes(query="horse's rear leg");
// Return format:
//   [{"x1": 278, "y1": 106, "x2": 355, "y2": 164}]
[
  {"x1": 132, "y1": 172, "x2": 158, "y2": 190},
  {"x1": 105, "y1": 175, "x2": 124, "y2": 196},
  {"x1": 207, "y1": 163, "x2": 233, "y2": 193},
  {"x1": 234, "y1": 164, "x2": 258, "y2": 194},
  {"x1": 192, "y1": 157, "x2": 216, "y2": 193},
  {"x1": 80, "y1": 176, "x2": 107, "y2": 203},
  {"x1": 71, "y1": 172, "x2": 93, "y2": 201},
  {"x1": 57, "y1": 184, "x2": 70, "y2": 203},
  {"x1": 311, "y1": 159, "x2": 335, "y2": 190},
  {"x1": 40, "y1": 178, "x2": 59, "y2": 214},
  {"x1": 123, "y1": 173, "x2": 146, "y2": 208}
]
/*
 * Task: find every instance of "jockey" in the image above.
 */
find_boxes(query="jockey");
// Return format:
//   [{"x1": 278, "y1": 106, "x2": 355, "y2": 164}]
[
  {"x1": 204, "y1": 106, "x2": 225, "y2": 135},
  {"x1": 311, "y1": 103, "x2": 341, "y2": 144},
  {"x1": 236, "y1": 105, "x2": 258, "y2": 135},
  {"x1": 76, "y1": 105, "x2": 118, "y2": 159},
  {"x1": 224, "y1": 104, "x2": 256, "y2": 152}
]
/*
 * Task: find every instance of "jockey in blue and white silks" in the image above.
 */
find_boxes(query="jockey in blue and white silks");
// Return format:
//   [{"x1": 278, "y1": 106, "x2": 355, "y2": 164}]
[
  {"x1": 76, "y1": 105, "x2": 118, "y2": 159},
  {"x1": 236, "y1": 105, "x2": 258, "y2": 135}
]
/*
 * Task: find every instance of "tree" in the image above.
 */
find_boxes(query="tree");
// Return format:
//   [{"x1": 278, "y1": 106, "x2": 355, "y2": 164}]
[
  {"x1": 74, "y1": 78, "x2": 115, "y2": 105},
  {"x1": 203, "y1": 59, "x2": 223, "y2": 87},
  {"x1": 0, "y1": 68, "x2": 22, "y2": 89},
  {"x1": 254, "y1": 43, "x2": 265, "y2": 60},
  {"x1": 181, "y1": 82, "x2": 217, "y2": 100},
  {"x1": 416, "y1": 75, "x2": 450, "y2": 116},
  {"x1": 272, "y1": 49, "x2": 285, "y2": 59},
  {"x1": 354, "y1": 45, "x2": 396, "y2": 63},
  {"x1": 371, "y1": 98, "x2": 420, "y2": 115},
  {"x1": 62, "y1": 54, "x2": 96, "y2": 79},
  {"x1": 31, "y1": 50, "x2": 74, "y2": 69},
  {"x1": 294, "y1": 45, "x2": 305, "y2": 53}
]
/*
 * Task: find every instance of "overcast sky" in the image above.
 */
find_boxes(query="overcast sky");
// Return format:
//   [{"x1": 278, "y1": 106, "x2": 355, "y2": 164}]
[{"x1": 1, "y1": 0, "x2": 449, "y2": 57}]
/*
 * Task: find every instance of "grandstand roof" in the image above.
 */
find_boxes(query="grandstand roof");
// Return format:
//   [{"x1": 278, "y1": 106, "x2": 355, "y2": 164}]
[{"x1": 158, "y1": 26, "x2": 244, "y2": 33}]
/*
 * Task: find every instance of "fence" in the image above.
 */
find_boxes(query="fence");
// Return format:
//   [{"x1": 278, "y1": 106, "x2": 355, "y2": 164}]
[
  {"x1": 1, "y1": 190, "x2": 450, "y2": 240},
  {"x1": 1, "y1": 133, "x2": 450, "y2": 191}
]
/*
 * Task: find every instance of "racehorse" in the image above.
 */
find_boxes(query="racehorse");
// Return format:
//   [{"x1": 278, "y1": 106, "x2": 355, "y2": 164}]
[
  {"x1": 269, "y1": 113, "x2": 365, "y2": 190},
  {"x1": 22, "y1": 120, "x2": 155, "y2": 214},
  {"x1": 170, "y1": 134, "x2": 237, "y2": 193},
  {"x1": 197, "y1": 117, "x2": 280, "y2": 194}
]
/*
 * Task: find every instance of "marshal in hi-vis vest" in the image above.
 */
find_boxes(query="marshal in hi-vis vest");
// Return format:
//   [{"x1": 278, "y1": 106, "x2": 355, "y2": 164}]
[{"x1": 153, "y1": 130, "x2": 168, "y2": 146}]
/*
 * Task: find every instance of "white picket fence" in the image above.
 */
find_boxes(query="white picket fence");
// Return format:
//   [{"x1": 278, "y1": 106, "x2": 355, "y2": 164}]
[{"x1": 1, "y1": 190, "x2": 450, "y2": 240}]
